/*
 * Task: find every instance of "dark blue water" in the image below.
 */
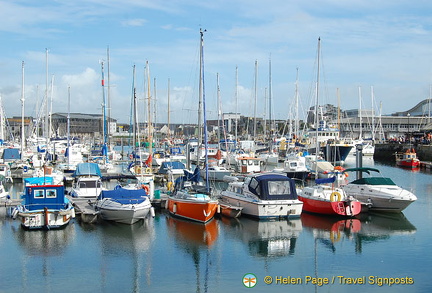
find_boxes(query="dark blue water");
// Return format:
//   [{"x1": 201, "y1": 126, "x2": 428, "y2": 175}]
[{"x1": 0, "y1": 156, "x2": 431, "y2": 293}]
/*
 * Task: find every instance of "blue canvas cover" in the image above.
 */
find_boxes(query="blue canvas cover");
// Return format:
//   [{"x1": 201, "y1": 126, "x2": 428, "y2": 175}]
[
  {"x1": 315, "y1": 176, "x2": 336, "y2": 184},
  {"x1": 248, "y1": 173, "x2": 298, "y2": 200},
  {"x1": 99, "y1": 187, "x2": 147, "y2": 204},
  {"x1": 24, "y1": 184, "x2": 66, "y2": 211},
  {"x1": 158, "y1": 161, "x2": 186, "y2": 174},
  {"x1": 24, "y1": 177, "x2": 54, "y2": 186},
  {"x1": 72, "y1": 163, "x2": 102, "y2": 177},
  {"x1": 2, "y1": 148, "x2": 20, "y2": 160}
]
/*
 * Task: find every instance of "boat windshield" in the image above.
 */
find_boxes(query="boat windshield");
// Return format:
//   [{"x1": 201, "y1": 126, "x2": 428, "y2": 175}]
[{"x1": 268, "y1": 180, "x2": 292, "y2": 195}]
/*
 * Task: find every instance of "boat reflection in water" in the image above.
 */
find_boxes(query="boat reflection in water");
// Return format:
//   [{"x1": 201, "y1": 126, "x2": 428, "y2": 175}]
[
  {"x1": 354, "y1": 212, "x2": 416, "y2": 253},
  {"x1": 166, "y1": 214, "x2": 219, "y2": 293},
  {"x1": 301, "y1": 213, "x2": 362, "y2": 251},
  {"x1": 98, "y1": 218, "x2": 155, "y2": 292},
  {"x1": 301, "y1": 211, "x2": 416, "y2": 253},
  {"x1": 11, "y1": 222, "x2": 75, "y2": 256},
  {"x1": 166, "y1": 215, "x2": 219, "y2": 247},
  {"x1": 221, "y1": 217, "x2": 303, "y2": 258}
]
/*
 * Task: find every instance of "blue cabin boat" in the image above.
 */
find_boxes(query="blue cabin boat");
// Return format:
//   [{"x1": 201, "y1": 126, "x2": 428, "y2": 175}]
[{"x1": 12, "y1": 177, "x2": 75, "y2": 230}]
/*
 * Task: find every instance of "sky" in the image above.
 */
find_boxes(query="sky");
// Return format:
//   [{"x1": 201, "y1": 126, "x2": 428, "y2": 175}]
[{"x1": 1, "y1": 0, "x2": 432, "y2": 126}]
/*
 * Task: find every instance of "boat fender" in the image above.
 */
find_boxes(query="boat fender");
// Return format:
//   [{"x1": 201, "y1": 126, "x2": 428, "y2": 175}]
[
  {"x1": 142, "y1": 185, "x2": 150, "y2": 194},
  {"x1": 330, "y1": 191, "x2": 341, "y2": 202},
  {"x1": 173, "y1": 203, "x2": 177, "y2": 214},
  {"x1": 150, "y1": 207, "x2": 155, "y2": 218},
  {"x1": 11, "y1": 208, "x2": 19, "y2": 220},
  {"x1": 166, "y1": 181, "x2": 173, "y2": 192}
]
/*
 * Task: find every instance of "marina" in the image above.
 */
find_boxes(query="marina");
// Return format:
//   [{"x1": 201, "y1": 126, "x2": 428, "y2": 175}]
[{"x1": 0, "y1": 156, "x2": 430, "y2": 292}]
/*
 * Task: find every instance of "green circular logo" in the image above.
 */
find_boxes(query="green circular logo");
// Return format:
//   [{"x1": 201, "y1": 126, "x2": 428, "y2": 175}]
[{"x1": 243, "y1": 273, "x2": 257, "y2": 288}]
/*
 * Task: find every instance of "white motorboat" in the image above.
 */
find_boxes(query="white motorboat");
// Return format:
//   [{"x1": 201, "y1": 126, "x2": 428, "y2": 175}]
[
  {"x1": 341, "y1": 167, "x2": 417, "y2": 212},
  {"x1": 273, "y1": 152, "x2": 310, "y2": 180},
  {"x1": 95, "y1": 186, "x2": 154, "y2": 225},
  {"x1": 219, "y1": 173, "x2": 303, "y2": 219},
  {"x1": 69, "y1": 163, "x2": 104, "y2": 199}
]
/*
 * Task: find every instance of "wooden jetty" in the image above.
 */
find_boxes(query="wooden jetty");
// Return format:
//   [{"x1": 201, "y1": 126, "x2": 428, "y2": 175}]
[{"x1": 66, "y1": 196, "x2": 99, "y2": 224}]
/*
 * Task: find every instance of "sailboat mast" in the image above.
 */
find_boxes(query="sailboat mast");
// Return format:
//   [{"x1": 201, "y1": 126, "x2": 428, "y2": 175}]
[
  {"x1": 253, "y1": 60, "x2": 258, "y2": 138},
  {"x1": 101, "y1": 61, "x2": 108, "y2": 164},
  {"x1": 146, "y1": 61, "x2": 153, "y2": 156},
  {"x1": 167, "y1": 78, "x2": 171, "y2": 142},
  {"x1": 217, "y1": 73, "x2": 221, "y2": 144},
  {"x1": 314, "y1": 37, "x2": 321, "y2": 159},
  {"x1": 371, "y1": 86, "x2": 375, "y2": 141},
  {"x1": 269, "y1": 55, "x2": 273, "y2": 137},
  {"x1": 235, "y1": 65, "x2": 238, "y2": 143},
  {"x1": 45, "y1": 48, "x2": 49, "y2": 141},
  {"x1": 294, "y1": 68, "x2": 299, "y2": 140},
  {"x1": 21, "y1": 61, "x2": 25, "y2": 153},
  {"x1": 67, "y1": 86, "x2": 71, "y2": 167},
  {"x1": 358, "y1": 86, "x2": 362, "y2": 139},
  {"x1": 199, "y1": 28, "x2": 210, "y2": 191},
  {"x1": 107, "y1": 46, "x2": 111, "y2": 141}
]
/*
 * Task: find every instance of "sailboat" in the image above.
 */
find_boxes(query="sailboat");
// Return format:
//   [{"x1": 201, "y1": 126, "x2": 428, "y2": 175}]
[{"x1": 166, "y1": 29, "x2": 218, "y2": 223}]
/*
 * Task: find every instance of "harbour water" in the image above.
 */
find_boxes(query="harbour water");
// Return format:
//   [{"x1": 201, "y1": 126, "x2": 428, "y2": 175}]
[{"x1": 0, "y1": 156, "x2": 431, "y2": 293}]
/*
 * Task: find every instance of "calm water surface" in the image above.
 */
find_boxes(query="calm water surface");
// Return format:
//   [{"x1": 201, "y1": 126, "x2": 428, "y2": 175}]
[{"x1": 0, "y1": 156, "x2": 431, "y2": 293}]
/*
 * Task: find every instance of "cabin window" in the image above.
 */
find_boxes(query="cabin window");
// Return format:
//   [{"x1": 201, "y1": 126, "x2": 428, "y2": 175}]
[
  {"x1": 46, "y1": 189, "x2": 57, "y2": 198},
  {"x1": 34, "y1": 190, "x2": 44, "y2": 198},
  {"x1": 268, "y1": 180, "x2": 291, "y2": 195}
]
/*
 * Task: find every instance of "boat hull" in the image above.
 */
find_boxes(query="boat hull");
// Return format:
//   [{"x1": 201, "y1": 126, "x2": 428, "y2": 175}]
[
  {"x1": 298, "y1": 195, "x2": 362, "y2": 217},
  {"x1": 96, "y1": 199, "x2": 152, "y2": 224},
  {"x1": 16, "y1": 207, "x2": 75, "y2": 230},
  {"x1": 167, "y1": 197, "x2": 218, "y2": 223},
  {"x1": 396, "y1": 159, "x2": 420, "y2": 168},
  {"x1": 342, "y1": 184, "x2": 417, "y2": 212},
  {"x1": 220, "y1": 191, "x2": 303, "y2": 219}
]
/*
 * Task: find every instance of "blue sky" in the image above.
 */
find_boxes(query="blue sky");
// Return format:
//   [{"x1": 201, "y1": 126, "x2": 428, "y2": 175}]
[{"x1": 1, "y1": 0, "x2": 432, "y2": 125}]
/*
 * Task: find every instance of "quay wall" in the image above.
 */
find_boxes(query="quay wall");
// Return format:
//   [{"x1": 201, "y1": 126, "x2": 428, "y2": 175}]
[{"x1": 374, "y1": 143, "x2": 432, "y2": 161}]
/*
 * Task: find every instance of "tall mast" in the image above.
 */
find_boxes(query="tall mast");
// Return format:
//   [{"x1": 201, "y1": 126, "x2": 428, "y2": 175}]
[
  {"x1": 314, "y1": 37, "x2": 321, "y2": 158},
  {"x1": 263, "y1": 87, "x2": 267, "y2": 137},
  {"x1": 67, "y1": 86, "x2": 71, "y2": 167},
  {"x1": 146, "y1": 61, "x2": 153, "y2": 156},
  {"x1": 253, "y1": 60, "x2": 258, "y2": 138},
  {"x1": 153, "y1": 77, "x2": 157, "y2": 146},
  {"x1": 217, "y1": 73, "x2": 221, "y2": 145},
  {"x1": 235, "y1": 65, "x2": 238, "y2": 142},
  {"x1": 167, "y1": 78, "x2": 171, "y2": 142},
  {"x1": 200, "y1": 28, "x2": 209, "y2": 191},
  {"x1": 294, "y1": 68, "x2": 299, "y2": 139},
  {"x1": 371, "y1": 86, "x2": 375, "y2": 141},
  {"x1": 101, "y1": 61, "x2": 108, "y2": 164},
  {"x1": 49, "y1": 75, "x2": 54, "y2": 140},
  {"x1": 44, "y1": 48, "x2": 49, "y2": 141},
  {"x1": 269, "y1": 55, "x2": 273, "y2": 137},
  {"x1": 107, "y1": 46, "x2": 111, "y2": 141},
  {"x1": 358, "y1": 86, "x2": 362, "y2": 139},
  {"x1": 21, "y1": 61, "x2": 25, "y2": 153}
]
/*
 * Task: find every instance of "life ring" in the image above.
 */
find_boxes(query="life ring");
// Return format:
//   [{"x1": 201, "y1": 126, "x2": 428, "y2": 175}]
[
  {"x1": 142, "y1": 185, "x2": 150, "y2": 194},
  {"x1": 330, "y1": 191, "x2": 341, "y2": 202},
  {"x1": 330, "y1": 230, "x2": 341, "y2": 243},
  {"x1": 145, "y1": 167, "x2": 152, "y2": 174}
]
